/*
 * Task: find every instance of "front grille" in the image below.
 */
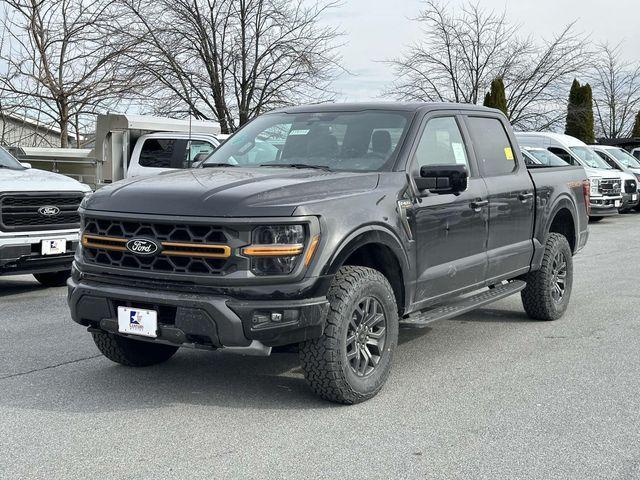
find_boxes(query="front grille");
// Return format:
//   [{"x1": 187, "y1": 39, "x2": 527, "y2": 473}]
[
  {"x1": 599, "y1": 178, "x2": 622, "y2": 196},
  {"x1": 624, "y1": 179, "x2": 637, "y2": 194},
  {"x1": 0, "y1": 193, "x2": 83, "y2": 231},
  {"x1": 82, "y1": 217, "x2": 242, "y2": 276}
]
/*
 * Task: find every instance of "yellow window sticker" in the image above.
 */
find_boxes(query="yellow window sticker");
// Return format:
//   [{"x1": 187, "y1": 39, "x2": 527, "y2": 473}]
[{"x1": 504, "y1": 147, "x2": 514, "y2": 161}]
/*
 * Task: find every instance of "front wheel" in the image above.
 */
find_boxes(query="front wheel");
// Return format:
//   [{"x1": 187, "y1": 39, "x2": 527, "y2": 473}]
[
  {"x1": 33, "y1": 270, "x2": 71, "y2": 287},
  {"x1": 521, "y1": 233, "x2": 573, "y2": 321},
  {"x1": 299, "y1": 266, "x2": 398, "y2": 404}
]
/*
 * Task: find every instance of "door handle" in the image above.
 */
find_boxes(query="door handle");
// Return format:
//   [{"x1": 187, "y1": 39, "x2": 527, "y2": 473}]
[
  {"x1": 470, "y1": 200, "x2": 488, "y2": 212},
  {"x1": 518, "y1": 192, "x2": 534, "y2": 202}
]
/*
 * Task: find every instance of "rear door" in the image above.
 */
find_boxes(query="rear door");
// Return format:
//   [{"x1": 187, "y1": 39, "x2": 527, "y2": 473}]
[
  {"x1": 464, "y1": 115, "x2": 535, "y2": 282},
  {"x1": 409, "y1": 112, "x2": 489, "y2": 305}
]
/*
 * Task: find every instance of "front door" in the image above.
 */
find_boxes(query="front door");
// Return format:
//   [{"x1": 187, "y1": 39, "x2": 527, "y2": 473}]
[{"x1": 409, "y1": 114, "x2": 489, "y2": 306}]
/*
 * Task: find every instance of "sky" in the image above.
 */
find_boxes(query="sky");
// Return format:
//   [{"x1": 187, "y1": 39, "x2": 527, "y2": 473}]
[{"x1": 326, "y1": 0, "x2": 640, "y2": 101}]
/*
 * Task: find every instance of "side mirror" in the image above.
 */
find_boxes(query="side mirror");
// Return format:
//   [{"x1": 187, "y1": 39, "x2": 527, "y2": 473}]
[
  {"x1": 20, "y1": 162, "x2": 31, "y2": 169},
  {"x1": 415, "y1": 164, "x2": 468, "y2": 194}
]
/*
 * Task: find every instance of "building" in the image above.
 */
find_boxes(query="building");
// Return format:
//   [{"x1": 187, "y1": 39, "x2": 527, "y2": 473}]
[{"x1": 0, "y1": 112, "x2": 76, "y2": 147}]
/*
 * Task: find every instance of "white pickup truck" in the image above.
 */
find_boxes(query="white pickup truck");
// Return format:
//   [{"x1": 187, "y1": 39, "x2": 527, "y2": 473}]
[{"x1": 0, "y1": 146, "x2": 91, "y2": 286}]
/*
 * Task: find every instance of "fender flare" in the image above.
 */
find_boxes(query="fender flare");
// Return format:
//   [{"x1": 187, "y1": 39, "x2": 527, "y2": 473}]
[{"x1": 544, "y1": 194, "x2": 578, "y2": 249}]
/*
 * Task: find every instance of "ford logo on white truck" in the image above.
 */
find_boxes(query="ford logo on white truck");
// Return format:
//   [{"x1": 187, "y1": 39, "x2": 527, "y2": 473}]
[
  {"x1": 38, "y1": 206, "x2": 60, "y2": 216},
  {"x1": 126, "y1": 238, "x2": 159, "y2": 256}
]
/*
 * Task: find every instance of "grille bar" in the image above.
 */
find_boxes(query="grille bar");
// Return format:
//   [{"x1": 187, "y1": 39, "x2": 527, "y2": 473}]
[{"x1": 82, "y1": 234, "x2": 231, "y2": 259}]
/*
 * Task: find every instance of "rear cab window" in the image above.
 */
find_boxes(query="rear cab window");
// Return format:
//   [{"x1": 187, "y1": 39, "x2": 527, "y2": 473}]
[
  {"x1": 139, "y1": 138, "x2": 217, "y2": 169},
  {"x1": 465, "y1": 116, "x2": 517, "y2": 176}
]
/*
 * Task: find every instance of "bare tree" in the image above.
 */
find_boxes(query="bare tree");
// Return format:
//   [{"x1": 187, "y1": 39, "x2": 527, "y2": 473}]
[
  {"x1": 114, "y1": 0, "x2": 342, "y2": 133},
  {"x1": 505, "y1": 24, "x2": 591, "y2": 130},
  {"x1": 591, "y1": 43, "x2": 640, "y2": 139},
  {"x1": 385, "y1": 1, "x2": 526, "y2": 105},
  {"x1": 386, "y1": 1, "x2": 590, "y2": 130},
  {"x1": 0, "y1": 0, "x2": 141, "y2": 147}
]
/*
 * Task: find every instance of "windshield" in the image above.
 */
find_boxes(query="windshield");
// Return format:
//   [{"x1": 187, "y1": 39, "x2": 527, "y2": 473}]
[
  {"x1": 607, "y1": 148, "x2": 640, "y2": 168},
  {"x1": 570, "y1": 147, "x2": 612, "y2": 169},
  {"x1": 525, "y1": 149, "x2": 568, "y2": 167},
  {"x1": 0, "y1": 146, "x2": 25, "y2": 170},
  {"x1": 202, "y1": 111, "x2": 413, "y2": 171}
]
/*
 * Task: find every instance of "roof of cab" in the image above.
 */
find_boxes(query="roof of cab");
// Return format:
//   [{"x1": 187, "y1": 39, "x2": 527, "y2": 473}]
[
  {"x1": 269, "y1": 102, "x2": 501, "y2": 115},
  {"x1": 515, "y1": 131, "x2": 588, "y2": 148}
]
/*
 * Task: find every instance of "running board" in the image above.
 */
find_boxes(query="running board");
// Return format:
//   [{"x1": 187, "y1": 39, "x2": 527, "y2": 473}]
[{"x1": 399, "y1": 280, "x2": 526, "y2": 328}]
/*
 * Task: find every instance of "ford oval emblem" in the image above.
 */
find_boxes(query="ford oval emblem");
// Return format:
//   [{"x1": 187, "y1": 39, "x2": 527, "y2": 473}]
[
  {"x1": 38, "y1": 205, "x2": 60, "y2": 217},
  {"x1": 126, "y1": 238, "x2": 160, "y2": 256}
]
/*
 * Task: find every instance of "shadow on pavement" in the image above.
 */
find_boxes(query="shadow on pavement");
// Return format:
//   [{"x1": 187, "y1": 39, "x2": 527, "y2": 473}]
[
  {"x1": 0, "y1": 276, "x2": 47, "y2": 298},
  {"x1": 0, "y1": 306, "x2": 528, "y2": 413}
]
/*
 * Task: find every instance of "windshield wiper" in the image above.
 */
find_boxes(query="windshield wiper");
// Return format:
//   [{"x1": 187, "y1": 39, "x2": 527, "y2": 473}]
[
  {"x1": 259, "y1": 163, "x2": 332, "y2": 171},
  {"x1": 201, "y1": 163, "x2": 237, "y2": 168}
]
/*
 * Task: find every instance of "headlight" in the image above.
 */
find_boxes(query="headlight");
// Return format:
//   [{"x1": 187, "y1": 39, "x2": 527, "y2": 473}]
[
  {"x1": 243, "y1": 225, "x2": 306, "y2": 276},
  {"x1": 590, "y1": 178, "x2": 600, "y2": 195}
]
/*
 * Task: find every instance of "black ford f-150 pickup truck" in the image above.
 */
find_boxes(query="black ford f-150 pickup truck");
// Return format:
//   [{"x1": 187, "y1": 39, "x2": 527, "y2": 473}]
[{"x1": 68, "y1": 103, "x2": 589, "y2": 404}]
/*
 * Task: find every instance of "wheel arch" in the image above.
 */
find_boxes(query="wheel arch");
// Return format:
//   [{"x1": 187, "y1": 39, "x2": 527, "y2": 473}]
[
  {"x1": 322, "y1": 225, "x2": 411, "y2": 315},
  {"x1": 546, "y1": 197, "x2": 578, "y2": 253}
]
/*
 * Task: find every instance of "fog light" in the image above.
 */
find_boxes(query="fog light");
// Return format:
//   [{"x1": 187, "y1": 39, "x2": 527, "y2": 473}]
[{"x1": 252, "y1": 313, "x2": 270, "y2": 326}]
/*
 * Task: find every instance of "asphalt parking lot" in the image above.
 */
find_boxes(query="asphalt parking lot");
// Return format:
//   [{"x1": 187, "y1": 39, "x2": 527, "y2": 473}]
[{"x1": 1, "y1": 213, "x2": 639, "y2": 480}]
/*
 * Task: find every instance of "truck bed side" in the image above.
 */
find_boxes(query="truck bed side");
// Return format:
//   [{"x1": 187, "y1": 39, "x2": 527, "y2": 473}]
[{"x1": 527, "y1": 164, "x2": 589, "y2": 269}]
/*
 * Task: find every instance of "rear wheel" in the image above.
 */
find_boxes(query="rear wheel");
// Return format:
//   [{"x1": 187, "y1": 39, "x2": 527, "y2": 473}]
[
  {"x1": 33, "y1": 270, "x2": 70, "y2": 287},
  {"x1": 521, "y1": 233, "x2": 573, "y2": 321},
  {"x1": 92, "y1": 331, "x2": 178, "y2": 367},
  {"x1": 299, "y1": 266, "x2": 398, "y2": 404}
]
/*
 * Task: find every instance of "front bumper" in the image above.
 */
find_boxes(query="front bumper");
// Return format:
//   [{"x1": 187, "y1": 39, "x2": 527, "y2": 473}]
[
  {"x1": 621, "y1": 192, "x2": 640, "y2": 210},
  {"x1": 0, "y1": 230, "x2": 79, "y2": 275},
  {"x1": 67, "y1": 275, "x2": 331, "y2": 349},
  {"x1": 589, "y1": 196, "x2": 621, "y2": 217}
]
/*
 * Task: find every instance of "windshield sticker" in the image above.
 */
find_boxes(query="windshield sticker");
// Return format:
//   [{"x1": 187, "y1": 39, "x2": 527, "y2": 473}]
[
  {"x1": 451, "y1": 143, "x2": 467, "y2": 164},
  {"x1": 289, "y1": 129, "x2": 310, "y2": 136},
  {"x1": 504, "y1": 147, "x2": 514, "y2": 161}
]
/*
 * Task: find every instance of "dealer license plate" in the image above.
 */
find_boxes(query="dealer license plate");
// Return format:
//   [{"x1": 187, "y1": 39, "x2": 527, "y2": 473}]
[
  {"x1": 633, "y1": 194, "x2": 638, "y2": 201},
  {"x1": 117, "y1": 306, "x2": 158, "y2": 338},
  {"x1": 41, "y1": 238, "x2": 66, "y2": 255},
  {"x1": 615, "y1": 200, "x2": 621, "y2": 208}
]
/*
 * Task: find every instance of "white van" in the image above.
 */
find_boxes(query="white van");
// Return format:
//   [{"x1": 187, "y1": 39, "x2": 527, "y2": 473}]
[{"x1": 516, "y1": 132, "x2": 624, "y2": 219}]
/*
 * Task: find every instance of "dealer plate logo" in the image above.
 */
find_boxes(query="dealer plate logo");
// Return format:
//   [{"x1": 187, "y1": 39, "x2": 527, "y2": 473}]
[
  {"x1": 38, "y1": 205, "x2": 60, "y2": 217},
  {"x1": 126, "y1": 238, "x2": 160, "y2": 256}
]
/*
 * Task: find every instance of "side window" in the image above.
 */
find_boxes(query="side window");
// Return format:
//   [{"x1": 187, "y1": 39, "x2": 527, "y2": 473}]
[
  {"x1": 548, "y1": 147, "x2": 574, "y2": 165},
  {"x1": 185, "y1": 140, "x2": 217, "y2": 167},
  {"x1": 465, "y1": 116, "x2": 516, "y2": 176},
  {"x1": 138, "y1": 139, "x2": 177, "y2": 168},
  {"x1": 412, "y1": 117, "x2": 469, "y2": 171}
]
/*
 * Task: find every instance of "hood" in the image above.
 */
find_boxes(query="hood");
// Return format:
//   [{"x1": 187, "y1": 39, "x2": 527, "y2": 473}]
[
  {"x1": 0, "y1": 167, "x2": 90, "y2": 192},
  {"x1": 85, "y1": 167, "x2": 379, "y2": 217},
  {"x1": 583, "y1": 166, "x2": 622, "y2": 179}
]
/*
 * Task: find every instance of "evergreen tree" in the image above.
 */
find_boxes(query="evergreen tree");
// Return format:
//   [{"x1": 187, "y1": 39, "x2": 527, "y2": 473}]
[
  {"x1": 565, "y1": 79, "x2": 595, "y2": 143},
  {"x1": 632, "y1": 111, "x2": 640, "y2": 138},
  {"x1": 483, "y1": 78, "x2": 508, "y2": 116},
  {"x1": 581, "y1": 83, "x2": 595, "y2": 143}
]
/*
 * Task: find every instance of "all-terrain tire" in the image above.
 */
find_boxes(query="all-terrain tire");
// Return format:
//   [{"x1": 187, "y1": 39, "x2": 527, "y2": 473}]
[
  {"x1": 92, "y1": 331, "x2": 178, "y2": 367},
  {"x1": 299, "y1": 266, "x2": 398, "y2": 404},
  {"x1": 521, "y1": 233, "x2": 573, "y2": 321},
  {"x1": 33, "y1": 270, "x2": 71, "y2": 287}
]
